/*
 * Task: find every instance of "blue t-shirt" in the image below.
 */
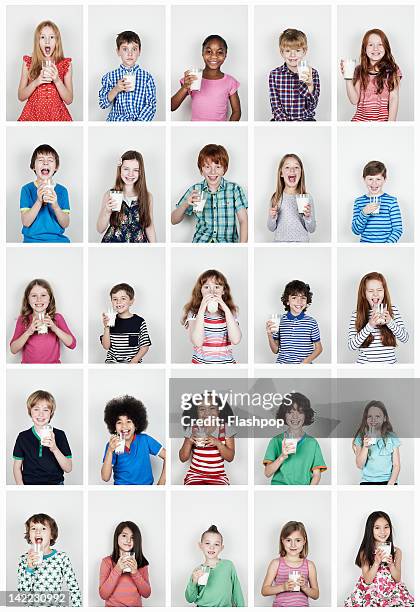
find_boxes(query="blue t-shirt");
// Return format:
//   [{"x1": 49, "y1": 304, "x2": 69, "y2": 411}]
[
  {"x1": 20, "y1": 181, "x2": 70, "y2": 243},
  {"x1": 354, "y1": 433, "x2": 400, "y2": 482},
  {"x1": 102, "y1": 433, "x2": 162, "y2": 485}
]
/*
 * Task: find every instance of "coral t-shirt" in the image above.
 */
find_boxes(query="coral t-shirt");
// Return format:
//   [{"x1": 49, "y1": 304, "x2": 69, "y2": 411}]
[{"x1": 181, "y1": 73, "x2": 240, "y2": 121}]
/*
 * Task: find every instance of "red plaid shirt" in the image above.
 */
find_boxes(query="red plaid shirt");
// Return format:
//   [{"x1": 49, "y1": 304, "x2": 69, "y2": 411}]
[{"x1": 269, "y1": 62, "x2": 320, "y2": 121}]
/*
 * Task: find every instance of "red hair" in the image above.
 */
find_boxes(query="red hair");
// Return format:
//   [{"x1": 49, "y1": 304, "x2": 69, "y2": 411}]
[
  {"x1": 355, "y1": 272, "x2": 396, "y2": 348},
  {"x1": 355, "y1": 29, "x2": 399, "y2": 95},
  {"x1": 181, "y1": 269, "x2": 237, "y2": 324}
]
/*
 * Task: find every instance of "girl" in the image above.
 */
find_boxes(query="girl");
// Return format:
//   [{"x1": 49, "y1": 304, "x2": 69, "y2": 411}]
[
  {"x1": 347, "y1": 272, "x2": 408, "y2": 364},
  {"x1": 185, "y1": 524, "x2": 245, "y2": 606},
  {"x1": 99, "y1": 521, "x2": 151, "y2": 607},
  {"x1": 267, "y1": 154, "x2": 316, "y2": 242},
  {"x1": 17, "y1": 513, "x2": 82, "y2": 606},
  {"x1": 344, "y1": 511, "x2": 414, "y2": 606},
  {"x1": 341, "y1": 29, "x2": 401, "y2": 122},
  {"x1": 171, "y1": 34, "x2": 241, "y2": 121},
  {"x1": 97, "y1": 151, "x2": 156, "y2": 243},
  {"x1": 179, "y1": 395, "x2": 236, "y2": 485},
  {"x1": 352, "y1": 401, "x2": 400, "y2": 485},
  {"x1": 18, "y1": 21, "x2": 73, "y2": 121},
  {"x1": 182, "y1": 269, "x2": 241, "y2": 364},
  {"x1": 261, "y1": 521, "x2": 319, "y2": 606},
  {"x1": 10, "y1": 279, "x2": 76, "y2": 364}
]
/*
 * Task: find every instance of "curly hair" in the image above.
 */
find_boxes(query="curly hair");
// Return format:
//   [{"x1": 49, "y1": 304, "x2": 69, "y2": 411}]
[
  {"x1": 104, "y1": 395, "x2": 148, "y2": 434},
  {"x1": 281, "y1": 280, "x2": 313, "y2": 312},
  {"x1": 181, "y1": 269, "x2": 238, "y2": 324},
  {"x1": 276, "y1": 392, "x2": 315, "y2": 425}
]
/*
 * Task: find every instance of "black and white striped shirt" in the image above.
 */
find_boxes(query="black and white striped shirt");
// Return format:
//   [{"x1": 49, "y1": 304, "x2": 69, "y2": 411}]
[{"x1": 104, "y1": 314, "x2": 151, "y2": 363}]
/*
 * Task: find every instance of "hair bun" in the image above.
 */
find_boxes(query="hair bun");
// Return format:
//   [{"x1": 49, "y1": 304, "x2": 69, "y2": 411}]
[{"x1": 208, "y1": 524, "x2": 219, "y2": 532}]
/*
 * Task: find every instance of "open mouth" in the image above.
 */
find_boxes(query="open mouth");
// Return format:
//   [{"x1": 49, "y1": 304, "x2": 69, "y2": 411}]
[
  {"x1": 35, "y1": 537, "x2": 43, "y2": 544},
  {"x1": 41, "y1": 169, "x2": 50, "y2": 177},
  {"x1": 44, "y1": 46, "x2": 51, "y2": 55},
  {"x1": 287, "y1": 175, "x2": 297, "y2": 183}
]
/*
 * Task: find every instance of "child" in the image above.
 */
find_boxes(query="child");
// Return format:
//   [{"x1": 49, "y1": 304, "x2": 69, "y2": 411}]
[
  {"x1": 171, "y1": 144, "x2": 248, "y2": 243},
  {"x1": 269, "y1": 29, "x2": 320, "y2": 122},
  {"x1": 171, "y1": 34, "x2": 241, "y2": 121},
  {"x1": 341, "y1": 29, "x2": 401, "y2": 122},
  {"x1": 185, "y1": 524, "x2": 245, "y2": 606},
  {"x1": 344, "y1": 511, "x2": 414, "y2": 606},
  {"x1": 351, "y1": 160, "x2": 402, "y2": 243},
  {"x1": 101, "y1": 283, "x2": 151, "y2": 363},
  {"x1": 182, "y1": 269, "x2": 241, "y2": 364},
  {"x1": 18, "y1": 21, "x2": 73, "y2": 121},
  {"x1": 13, "y1": 390, "x2": 72, "y2": 485},
  {"x1": 267, "y1": 154, "x2": 316, "y2": 242},
  {"x1": 97, "y1": 150, "x2": 156, "y2": 243},
  {"x1": 261, "y1": 521, "x2": 319, "y2": 605},
  {"x1": 17, "y1": 513, "x2": 82, "y2": 606},
  {"x1": 99, "y1": 30, "x2": 156, "y2": 122},
  {"x1": 101, "y1": 395, "x2": 166, "y2": 485},
  {"x1": 352, "y1": 401, "x2": 400, "y2": 485},
  {"x1": 99, "y1": 521, "x2": 151, "y2": 606},
  {"x1": 348, "y1": 272, "x2": 408, "y2": 364},
  {"x1": 10, "y1": 279, "x2": 76, "y2": 364},
  {"x1": 20, "y1": 144, "x2": 70, "y2": 243},
  {"x1": 179, "y1": 395, "x2": 236, "y2": 485},
  {"x1": 266, "y1": 280, "x2": 322, "y2": 364},
  {"x1": 263, "y1": 392, "x2": 327, "y2": 485}
]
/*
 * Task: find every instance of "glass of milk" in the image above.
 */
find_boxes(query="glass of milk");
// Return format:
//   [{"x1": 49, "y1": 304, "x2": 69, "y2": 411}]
[
  {"x1": 110, "y1": 190, "x2": 124, "y2": 212},
  {"x1": 121, "y1": 551, "x2": 134, "y2": 572},
  {"x1": 296, "y1": 194, "x2": 310, "y2": 213},
  {"x1": 198, "y1": 565, "x2": 210, "y2": 585},
  {"x1": 297, "y1": 60, "x2": 310, "y2": 81},
  {"x1": 192, "y1": 191, "x2": 206, "y2": 213},
  {"x1": 289, "y1": 570, "x2": 301, "y2": 591},
  {"x1": 187, "y1": 68, "x2": 203, "y2": 91},
  {"x1": 269, "y1": 314, "x2": 280, "y2": 333},
  {"x1": 114, "y1": 433, "x2": 125, "y2": 455},
  {"x1": 40, "y1": 424, "x2": 53, "y2": 445},
  {"x1": 106, "y1": 307, "x2": 117, "y2": 327},
  {"x1": 124, "y1": 71, "x2": 136, "y2": 92},
  {"x1": 32, "y1": 542, "x2": 44, "y2": 566},
  {"x1": 37, "y1": 311, "x2": 49, "y2": 334},
  {"x1": 343, "y1": 58, "x2": 356, "y2": 79}
]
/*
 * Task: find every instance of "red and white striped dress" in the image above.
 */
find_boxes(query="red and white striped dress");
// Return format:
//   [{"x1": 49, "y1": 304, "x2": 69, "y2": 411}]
[
  {"x1": 352, "y1": 69, "x2": 402, "y2": 122},
  {"x1": 183, "y1": 423, "x2": 230, "y2": 485}
]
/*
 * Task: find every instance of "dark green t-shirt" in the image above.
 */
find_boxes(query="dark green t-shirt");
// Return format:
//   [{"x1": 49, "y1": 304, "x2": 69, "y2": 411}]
[{"x1": 263, "y1": 433, "x2": 327, "y2": 485}]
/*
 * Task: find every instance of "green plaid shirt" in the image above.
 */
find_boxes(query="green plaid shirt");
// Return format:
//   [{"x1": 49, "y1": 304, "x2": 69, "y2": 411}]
[{"x1": 177, "y1": 177, "x2": 248, "y2": 243}]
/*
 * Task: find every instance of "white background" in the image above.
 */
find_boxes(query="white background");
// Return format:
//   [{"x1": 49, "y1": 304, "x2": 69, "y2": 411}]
[
  {"x1": 254, "y1": 125, "x2": 331, "y2": 243},
  {"x1": 171, "y1": 126, "x2": 248, "y2": 243},
  {"x1": 6, "y1": 369, "x2": 83, "y2": 485},
  {"x1": 88, "y1": 490, "x2": 165, "y2": 606},
  {"x1": 88, "y1": 125, "x2": 166, "y2": 242},
  {"x1": 88, "y1": 5, "x2": 166, "y2": 122},
  {"x1": 254, "y1": 490, "x2": 331, "y2": 606},
  {"x1": 6, "y1": 247, "x2": 83, "y2": 363},
  {"x1": 171, "y1": 5, "x2": 248, "y2": 121},
  {"x1": 171, "y1": 490, "x2": 248, "y2": 606},
  {"x1": 6, "y1": 5, "x2": 83, "y2": 121},
  {"x1": 337, "y1": 247, "x2": 414, "y2": 363},
  {"x1": 254, "y1": 5, "x2": 331, "y2": 121},
  {"x1": 88, "y1": 369, "x2": 166, "y2": 485},
  {"x1": 338, "y1": 491, "x2": 415, "y2": 604},
  {"x1": 337, "y1": 125, "x2": 414, "y2": 242},
  {"x1": 6, "y1": 126, "x2": 83, "y2": 243},
  {"x1": 88, "y1": 247, "x2": 165, "y2": 363},
  {"x1": 337, "y1": 5, "x2": 414, "y2": 121}
]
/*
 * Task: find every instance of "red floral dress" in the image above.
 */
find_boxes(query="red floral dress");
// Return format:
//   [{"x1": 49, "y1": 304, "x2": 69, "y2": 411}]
[
  {"x1": 344, "y1": 563, "x2": 414, "y2": 607},
  {"x1": 18, "y1": 56, "x2": 72, "y2": 121}
]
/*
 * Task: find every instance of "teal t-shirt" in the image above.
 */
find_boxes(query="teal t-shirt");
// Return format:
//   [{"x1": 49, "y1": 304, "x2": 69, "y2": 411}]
[
  {"x1": 264, "y1": 433, "x2": 327, "y2": 485},
  {"x1": 354, "y1": 433, "x2": 400, "y2": 482}
]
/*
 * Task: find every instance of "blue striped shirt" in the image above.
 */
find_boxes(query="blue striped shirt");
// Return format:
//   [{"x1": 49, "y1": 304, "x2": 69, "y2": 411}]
[
  {"x1": 273, "y1": 311, "x2": 321, "y2": 364},
  {"x1": 99, "y1": 64, "x2": 156, "y2": 122},
  {"x1": 351, "y1": 193, "x2": 402, "y2": 243}
]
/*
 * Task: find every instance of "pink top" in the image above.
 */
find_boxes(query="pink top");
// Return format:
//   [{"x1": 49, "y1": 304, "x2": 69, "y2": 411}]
[
  {"x1": 352, "y1": 68, "x2": 402, "y2": 122},
  {"x1": 10, "y1": 313, "x2": 76, "y2": 364},
  {"x1": 273, "y1": 557, "x2": 309, "y2": 607},
  {"x1": 99, "y1": 556, "x2": 151, "y2": 607},
  {"x1": 180, "y1": 73, "x2": 240, "y2": 121}
]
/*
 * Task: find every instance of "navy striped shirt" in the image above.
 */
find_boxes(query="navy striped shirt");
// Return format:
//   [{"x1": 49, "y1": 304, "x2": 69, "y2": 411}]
[
  {"x1": 99, "y1": 64, "x2": 156, "y2": 122},
  {"x1": 102, "y1": 314, "x2": 151, "y2": 363},
  {"x1": 273, "y1": 311, "x2": 321, "y2": 363},
  {"x1": 351, "y1": 193, "x2": 403, "y2": 243}
]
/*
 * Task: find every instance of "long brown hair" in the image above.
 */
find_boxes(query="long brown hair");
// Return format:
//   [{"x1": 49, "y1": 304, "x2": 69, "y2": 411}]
[
  {"x1": 353, "y1": 400, "x2": 394, "y2": 443},
  {"x1": 354, "y1": 29, "x2": 399, "y2": 95},
  {"x1": 279, "y1": 521, "x2": 308, "y2": 558},
  {"x1": 181, "y1": 269, "x2": 238, "y2": 324},
  {"x1": 21, "y1": 279, "x2": 56, "y2": 327},
  {"x1": 270, "y1": 154, "x2": 306, "y2": 209},
  {"x1": 111, "y1": 521, "x2": 148, "y2": 568},
  {"x1": 29, "y1": 21, "x2": 65, "y2": 81},
  {"x1": 110, "y1": 151, "x2": 151, "y2": 230},
  {"x1": 355, "y1": 272, "x2": 395, "y2": 347}
]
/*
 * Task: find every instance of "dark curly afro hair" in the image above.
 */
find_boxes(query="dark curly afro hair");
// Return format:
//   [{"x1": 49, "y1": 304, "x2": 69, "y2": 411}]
[{"x1": 104, "y1": 395, "x2": 148, "y2": 434}]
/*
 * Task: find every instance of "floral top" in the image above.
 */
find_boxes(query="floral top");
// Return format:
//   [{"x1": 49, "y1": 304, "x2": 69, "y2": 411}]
[{"x1": 101, "y1": 200, "x2": 148, "y2": 243}]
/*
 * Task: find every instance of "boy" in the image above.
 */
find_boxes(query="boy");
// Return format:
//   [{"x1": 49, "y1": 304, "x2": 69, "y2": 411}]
[
  {"x1": 20, "y1": 144, "x2": 70, "y2": 243},
  {"x1": 269, "y1": 29, "x2": 320, "y2": 121},
  {"x1": 101, "y1": 283, "x2": 151, "y2": 363},
  {"x1": 266, "y1": 279, "x2": 322, "y2": 363},
  {"x1": 13, "y1": 390, "x2": 72, "y2": 485},
  {"x1": 99, "y1": 30, "x2": 156, "y2": 122},
  {"x1": 171, "y1": 144, "x2": 248, "y2": 242},
  {"x1": 101, "y1": 395, "x2": 166, "y2": 485},
  {"x1": 351, "y1": 160, "x2": 403, "y2": 243}
]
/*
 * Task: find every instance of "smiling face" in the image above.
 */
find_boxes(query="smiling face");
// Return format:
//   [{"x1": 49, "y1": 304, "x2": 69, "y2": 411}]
[
  {"x1": 281, "y1": 45, "x2": 307, "y2": 71},
  {"x1": 120, "y1": 159, "x2": 140, "y2": 188},
  {"x1": 282, "y1": 530, "x2": 306, "y2": 557},
  {"x1": 115, "y1": 415, "x2": 135, "y2": 441},
  {"x1": 365, "y1": 279, "x2": 384, "y2": 309},
  {"x1": 285, "y1": 404, "x2": 305, "y2": 431},
  {"x1": 281, "y1": 157, "x2": 302, "y2": 191},
  {"x1": 201, "y1": 276, "x2": 224, "y2": 299},
  {"x1": 364, "y1": 173, "x2": 386, "y2": 197},
  {"x1": 200, "y1": 158, "x2": 225, "y2": 191},
  {"x1": 39, "y1": 26, "x2": 56, "y2": 58},
  {"x1": 34, "y1": 153, "x2": 57, "y2": 182},
  {"x1": 118, "y1": 526, "x2": 134, "y2": 553},
  {"x1": 30, "y1": 400, "x2": 52, "y2": 429},
  {"x1": 202, "y1": 39, "x2": 227, "y2": 72},
  {"x1": 29, "y1": 521, "x2": 52, "y2": 552},
  {"x1": 28, "y1": 284, "x2": 51, "y2": 314},
  {"x1": 366, "y1": 405, "x2": 386, "y2": 431},
  {"x1": 111, "y1": 290, "x2": 133, "y2": 316},
  {"x1": 373, "y1": 517, "x2": 391, "y2": 544},
  {"x1": 287, "y1": 292, "x2": 307, "y2": 316},
  {"x1": 365, "y1": 33, "x2": 385, "y2": 65},
  {"x1": 117, "y1": 41, "x2": 140, "y2": 68},
  {"x1": 199, "y1": 532, "x2": 224, "y2": 562}
]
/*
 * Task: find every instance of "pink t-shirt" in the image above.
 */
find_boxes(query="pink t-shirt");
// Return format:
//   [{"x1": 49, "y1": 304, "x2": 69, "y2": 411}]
[
  {"x1": 180, "y1": 73, "x2": 240, "y2": 121},
  {"x1": 10, "y1": 313, "x2": 76, "y2": 364}
]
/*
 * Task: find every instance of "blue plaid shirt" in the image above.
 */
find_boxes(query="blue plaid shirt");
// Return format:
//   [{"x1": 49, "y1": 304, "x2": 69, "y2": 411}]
[
  {"x1": 269, "y1": 62, "x2": 320, "y2": 121},
  {"x1": 99, "y1": 64, "x2": 156, "y2": 122}
]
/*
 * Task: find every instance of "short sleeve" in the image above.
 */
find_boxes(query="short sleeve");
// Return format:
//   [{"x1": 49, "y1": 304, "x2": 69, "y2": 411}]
[
  {"x1": 13, "y1": 434, "x2": 24, "y2": 459},
  {"x1": 227, "y1": 75, "x2": 240, "y2": 95},
  {"x1": 310, "y1": 319, "x2": 321, "y2": 342},
  {"x1": 57, "y1": 185, "x2": 70, "y2": 212},
  {"x1": 311, "y1": 440, "x2": 327, "y2": 472},
  {"x1": 176, "y1": 185, "x2": 195, "y2": 216},
  {"x1": 20, "y1": 184, "x2": 33, "y2": 211},
  {"x1": 233, "y1": 184, "x2": 248, "y2": 211},
  {"x1": 56, "y1": 430, "x2": 72, "y2": 458},
  {"x1": 103, "y1": 442, "x2": 116, "y2": 466},
  {"x1": 23, "y1": 55, "x2": 32, "y2": 69},
  {"x1": 58, "y1": 58, "x2": 72, "y2": 79},
  {"x1": 389, "y1": 435, "x2": 401, "y2": 450},
  {"x1": 263, "y1": 436, "x2": 282, "y2": 464},
  {"x1": 145, "y1": 434, "x2": 163, "y2": 456},
  {"x1": 138, "y1": 319, "x2": 152, "y2": 347}
]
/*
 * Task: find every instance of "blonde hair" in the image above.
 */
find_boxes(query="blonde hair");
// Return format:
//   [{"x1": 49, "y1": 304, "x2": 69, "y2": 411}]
[
  {"x1": 26, "y1": 390, "x2": 56, "y2": 419},
  {"x1": 270, "y1": 154, "x2": 306, "y2": 208},
  {"x1": 279, "y1": 29, "x2": 307, "y2": 51},
  {"x1": 29, "y1": 21, "x2": 65, "y2": 81}
]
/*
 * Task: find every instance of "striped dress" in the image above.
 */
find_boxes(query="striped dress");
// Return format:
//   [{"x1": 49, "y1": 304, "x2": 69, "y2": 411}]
[
  {"x1": 351, "y1": 193, "x2": 403, "y2": 243},
  {"x1": 183, "y1": 423, "x2": 230, "y2": 485},
  {"x1": 186, "y1": 311, "x2": 238, "y2": 364},
  {"x1": 273, "y1": 557, "x2": 309, "y2": 607},
  {"x1": 273, "y1": 312, "x2": 321, "y2": 364},
  {"x1": 352, "y1": 69, "x2": 402, "y2": 122},
  {"x1": 348, "y1": 305, "x2": 408, "y2": 364}
]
